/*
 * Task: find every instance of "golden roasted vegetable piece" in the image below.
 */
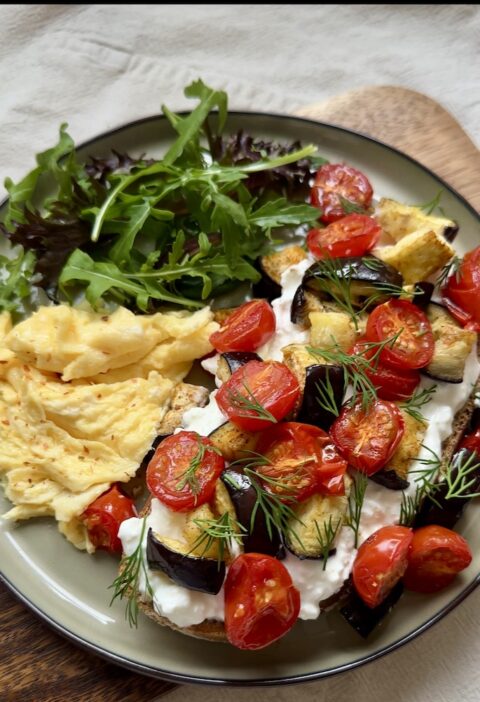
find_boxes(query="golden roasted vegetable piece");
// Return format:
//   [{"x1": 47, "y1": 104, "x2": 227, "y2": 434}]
[
  {"x1": 389, "y1": 410, "x2": 428, "y2": 479},
  {"x1": 260, "y1": 245, "x2": 307, "y2": 284},
  {"x1": 375, "y1": 229, "x2": 455, "y2": 284},
  {"x1": 309, "y1": 311, "x2": 356, "y2": 351},
  {"x1": 425, "y1": 304, "x2": 477, "y2": 383},
  {"x1": 286, "y1": 476, "x2": 351, "y2": 558},
  {"x1": 377, "y1": 198, "x2": 458, "y2": 242},
  {"x1": 208, "y1": 422, "x2": 258, "y2": 462}
]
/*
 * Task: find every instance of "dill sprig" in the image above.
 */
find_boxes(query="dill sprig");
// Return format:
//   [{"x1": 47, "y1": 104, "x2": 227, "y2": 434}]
[
  {"x1": 226, "y1": 451, "x2": 305, "y2": 548},
  {"x1": 414, "y1": 189, "x2": 444, "y2": 215},
  {"x1": 175, "y1": 437, "x2": 222, "y2": 497},
  {"x1": 226, "y1": 382, "x2": 277, "y2": 424},
  {"x1": 314, "y1": 515, "x2": 342, "y2": 570},
  {"x1": 435, "y1": 255, "x2": 462, "y2": 289},
  {"x1": 411, "y1": 445, "x2": 480, "y2": 504},
  {"x1": 345, "y1": 472, "x2": 368, "y2": 548},
  {"x1": 109, "y1": 517, "x2": 152, "y2": 628},
  {"x1": 308, "y1": 257, "x2": 411, "y2": 328},
  {"x1": 308, "y1": 331, "x2": 402, "y2": 411},
  {"x1": 191, "y1": 512, "x2": 246, "y2": 567},
  {"x1": 398, "y1": 485, "x2": 425, "y2": 527},
  {"x1": 315, "y1": 372, "x2": 342, "y2": 418},
  {"x1": 400, "y1": 384, "x2": 437, "y2": 422}
]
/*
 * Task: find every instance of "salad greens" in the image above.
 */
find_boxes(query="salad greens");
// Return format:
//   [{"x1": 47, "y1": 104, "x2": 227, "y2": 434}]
[{"x1": 0, "y1": 79, "x2": 323, "y2": 314}]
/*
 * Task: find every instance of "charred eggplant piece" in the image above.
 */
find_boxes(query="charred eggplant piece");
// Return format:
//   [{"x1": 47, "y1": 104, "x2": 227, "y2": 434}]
[
  {"x1": 302, "y1": 256, "x2": 404, "y2": 310},
  {"x1": 370, "y1": 469, "x2": 410, "y2": 491},
  {"x1": 340, "y1": 577, "x2": 404, "y2": 639},
  {"x1": 252, "y1": 259, "x2": 282, "y2": 302},
  {"x1": 412, "y1": 281, "x2": 434, "y2": 309},
  {"x1": 296, "y1": 364, "x2": 344, "y2": 431},
  {"x1": 414, "y1": 448, "x2": 480, "y2": 530},
  {"x1": 146, "y1": 529, "x2": 225, "y2": 595},
  {"x1": 221, "y1": 469, "x2": 285, "y2": 559},
  {"x1": 291, "y1": 284, "x2": 308, "y2": 325},
  {"x1": 217, "y1": 351, "x2": 261, "y2": 383}
]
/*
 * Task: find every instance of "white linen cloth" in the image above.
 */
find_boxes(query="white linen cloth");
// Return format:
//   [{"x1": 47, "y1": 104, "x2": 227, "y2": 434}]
[{"x1": 0, "y1": 4, "x2": 479, "y2": 702}]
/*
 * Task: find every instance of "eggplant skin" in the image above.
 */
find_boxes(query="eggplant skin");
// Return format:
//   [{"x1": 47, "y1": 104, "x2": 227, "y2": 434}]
[
  {"x1": 296, "y1": 364, "x2": 344, "y2": 431},
  {"x1": 146, "y1": 529, "x2": 225, "y2": 595},
  {"x1": 412, "y1": 281, "x2": 434, "y2": 309},
  {"x1": 222, "y1": 351, "x2": 261, "y2": 375},
  {"x1": 302, "y1": 256, "x2": 403, "y2": 308},
  {"x1": 221, "y1": 469, "x2": 285, "y2": 559},
  {"x1": 369, "y1": 469, "x2": 409, "y2": 491},
  {"x1": 340, "y1": 578, "x2": 404, "y2": 639}
]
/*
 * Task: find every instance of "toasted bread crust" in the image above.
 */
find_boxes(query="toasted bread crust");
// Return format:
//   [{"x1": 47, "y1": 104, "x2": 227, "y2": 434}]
[{"x1": 132, "y1": 385, "x2": 479, "y2": 643}]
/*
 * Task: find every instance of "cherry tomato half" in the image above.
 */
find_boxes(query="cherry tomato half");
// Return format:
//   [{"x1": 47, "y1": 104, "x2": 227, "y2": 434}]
[
  {"x1": 365, "y1": 299, "x2": 435, "y2": 370},
  {"x1": 224, "y1": 553, "x2": 300, "y2": 650},
  {"x1": 351, "y1": 337, "x2": 421, "y2": 401},
  {"x1": 353, "y1": 525, "x2": 413, "y2": 608},
  {"x1": 458, "y1": 426, "x2": 480, "y2": 456},
  {"x1": 310, "y1": 163, "x2": 373, "y2": 223},
  {"x1": 216, "y1": 360, "x2": 300, "y2": 432},
  {"x1": 81, "y1": 485, "x2": 137, "y2": 555},
  {"x1": 254, "y1": 422, "x2": 348, "y2": 502},
  {"x1": 330, "y1": 399, "x2": 405, "y2": 475},
  {"x1": 307, "y1": 214, "x2": 380, "y2": 260},
  {"x1": 146, "y1": 431, "x2": 225, "y2": 511},
  {"x1": 442, "y1": 246, "x2": 480, "y2": 332},
  {"x1": 209, "y1": 299, "x2": 276, "y2": 353},
  {"x1": 403, "y1": 525, "x2": 472, "y2": 594}
]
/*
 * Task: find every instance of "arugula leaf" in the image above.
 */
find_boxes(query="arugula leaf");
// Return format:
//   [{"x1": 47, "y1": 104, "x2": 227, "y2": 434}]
[
  {"x1": 59, "y1": 249, "x2": 204, "y2": 311},
  {"x1": 0, "y1": 247, "x2": 36, "y2": 313},
  {"x1": 162, "y1": 79, "x2": 227, "y2": 166},
  {"x1": 109, "y1": 200, "x2": 153, "y2": 265},
  {"x1": 3, "y1": 124, "x2": 78, "y2": 229},
  {"x1": 248, "y1": 199, "x2": 320, "y2": 229}
]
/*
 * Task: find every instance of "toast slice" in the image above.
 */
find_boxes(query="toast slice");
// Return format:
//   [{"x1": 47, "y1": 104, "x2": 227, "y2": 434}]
[{"x1": 130, "y1": 384, "x2": 479, "y2": 643}]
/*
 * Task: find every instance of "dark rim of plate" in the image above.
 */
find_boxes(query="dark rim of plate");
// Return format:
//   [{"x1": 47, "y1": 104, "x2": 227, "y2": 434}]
[{"x1": 1, "y1": 111, "x2": 479, "y2": 687}]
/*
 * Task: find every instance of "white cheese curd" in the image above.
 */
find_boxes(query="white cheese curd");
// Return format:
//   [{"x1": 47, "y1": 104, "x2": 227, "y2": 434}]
[
  {"x1": 119, "y1": 249, "x2": 480, "y2": 627},
  {"x1": 119, "y1": 500, "x2": 225, "y2": 627},
  {"x1": 257, "y1": 256, "x2": 313, "y2": 361},
  {"x1": 181, "y1": 389, "x2": 226, "y2": 435}
]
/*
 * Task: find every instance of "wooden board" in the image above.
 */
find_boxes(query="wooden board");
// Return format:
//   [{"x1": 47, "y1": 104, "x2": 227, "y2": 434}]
[{"x1": 1, "y1": 85, "x2": 478, "y2": 702}]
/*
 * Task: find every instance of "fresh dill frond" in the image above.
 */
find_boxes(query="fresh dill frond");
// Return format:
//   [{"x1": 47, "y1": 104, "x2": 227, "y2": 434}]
[
  {"x1": 226, "y1": 451, "x2": 306, "y2": 549},
  {"x1": 400, "y1": 385, "x2": 437, "y2": 422},
  {"x1": 345, "y1": 472, "x2": 368, "y2": 548},
  {"x1": 398, "y1": 484, "x2": 425, "y2": 527},
  {"x1": 308, "y1": 331, "x2": 401, "y2": 412},
  {"x1": 314, "y1": 515, "x2": 342, "y2": 570},
  {"x1": 109, "y1": 517, "x2": 152, "y2": 628},
  {"x1": 175, "y1": 437, "x2": 222, "y2": 497},
  {"x1": 191, "y1": 512, "x2": 246, "y2": 567},
  {"x1": 435, "y1": 255, "x2": 462, "y2": 289},
  {"x1": 226, "y1": 382, "x2": 277, "y2": 424},
  {"x1": 414, "y1": 189, "x2": 444, "y2": 215}
]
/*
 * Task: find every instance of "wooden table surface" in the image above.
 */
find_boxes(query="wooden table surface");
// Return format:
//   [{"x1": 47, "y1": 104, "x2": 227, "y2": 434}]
[{"x1": 1, "y1": 85, "x2": 479, "y2": 702}]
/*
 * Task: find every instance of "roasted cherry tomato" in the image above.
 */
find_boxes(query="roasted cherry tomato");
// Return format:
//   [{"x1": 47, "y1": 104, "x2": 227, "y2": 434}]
[
  {"x1": 254, "y1": 422, "x2": 348, "y2": 502},
  {"x1": 209, "y1": 299, "x2": 276, "y2": 353},
  {"x1": 442, "y1": 246, "x2": 480, "y2": 332},
  {"x1": 365, "y1": 299, "x2": 435, "y2": 370},
  {"x1": 403, "y1": 525, "x2": 472, "y2": 593},
  {"x1": 310, "y1": 163, "x2": 373, "y2": 223},
  {"x1": 353, "y1": 525, "x2": 413, "y2": 608},
  {"x1": 224, "y1": 553, "x2": 301, "y2": 650},
  {"x1": 330, "y1": 399, "x2": 405, "y2": 475},
  {"x1": 306, "y1": 214, "x2": 380, "y2": 260},
  {"x1": 81, "y1": 485, "x2": 137, "y2": 555},
  {"x1": 351, "y1": 337, "x2": 421, "y2": 401},
  {"x1": 216, "y1": 360, "x2": 300, "y2": 432},
  {"x1": 458, "y1": 426, "x2": 480, "y2": 456},
  {"x1": 146, "y1": 431, "x2": 225, "y2": 511}
]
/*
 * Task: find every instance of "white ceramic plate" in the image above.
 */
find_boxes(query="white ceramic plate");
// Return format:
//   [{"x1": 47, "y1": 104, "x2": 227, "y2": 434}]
[{"x1": 1, "y1": 112, "x2": 479, "y2": 686}]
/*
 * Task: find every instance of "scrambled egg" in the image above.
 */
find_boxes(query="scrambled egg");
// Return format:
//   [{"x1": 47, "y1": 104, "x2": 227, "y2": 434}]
[{"x1": 0, "y1": 305, "x2": 218, "y2": 552}]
